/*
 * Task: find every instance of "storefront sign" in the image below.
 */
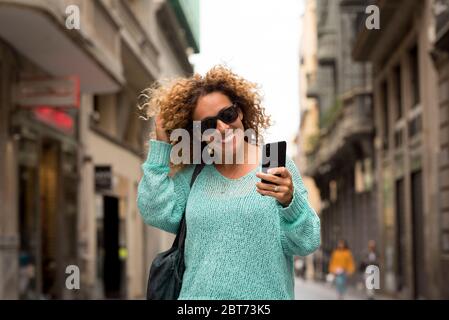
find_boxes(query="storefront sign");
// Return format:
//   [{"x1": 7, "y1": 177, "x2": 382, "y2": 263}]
[
  {"x1": 33, "y1": 106, "x2": 75, "y2": 135},
  {"x1": 95, "y1": 166, "x2": 112, "y2": 192},
  {"x1": 14, "y1": 76, "x2": 80, "y2": 108}
]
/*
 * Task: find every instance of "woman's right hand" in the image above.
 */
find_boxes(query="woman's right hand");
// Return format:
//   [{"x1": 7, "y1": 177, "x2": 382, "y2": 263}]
[{"x1": 155, "y1": 114, "x2": 170, "y2": 143}]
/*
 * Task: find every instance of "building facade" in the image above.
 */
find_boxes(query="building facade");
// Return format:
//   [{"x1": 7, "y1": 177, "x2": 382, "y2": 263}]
[
  {"x1": 353, "y1": 0, "x2": 448, "y2": 299},
  {"x1": 297, "y1": 0, "x2": 321, "y2": 280},
  {"x1": 0, "y1": 0, "x2": 199, "y2": 299},
  {"x1": 433, "y1": 0, "x2": 449, "y2": 300},
  {"x1": 304, "y1": 0, "x2": 376, "y2": 282}
]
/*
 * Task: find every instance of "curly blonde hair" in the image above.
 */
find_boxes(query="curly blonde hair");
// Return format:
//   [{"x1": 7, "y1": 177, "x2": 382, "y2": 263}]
[{"x1": 141, "y1": 65, "x2": 271, "y2": 171}]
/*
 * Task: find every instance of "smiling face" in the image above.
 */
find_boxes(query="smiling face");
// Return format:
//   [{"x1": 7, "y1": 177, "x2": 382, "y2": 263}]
[{"x1": 192, "y1": 91, "x2": 245, "y2": 159}]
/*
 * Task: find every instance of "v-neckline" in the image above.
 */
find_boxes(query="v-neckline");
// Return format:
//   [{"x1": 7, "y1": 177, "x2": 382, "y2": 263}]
[{"x1": 211, "y1": 162, "x2": 261, "y2": 182}]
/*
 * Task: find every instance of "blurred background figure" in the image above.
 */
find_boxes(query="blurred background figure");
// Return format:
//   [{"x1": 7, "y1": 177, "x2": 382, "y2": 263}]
[
  {"x1": 328, "y1": 239, "x2": 355, "y2": 299},
  {"x1": 18, "y1": 251, "x2": 36, "y2": 299},
  {"x1": 359, "y1": 240, "x2": 379, "y2": 300},
  {"x1": 294, "y1": 256, "x2": 307, "y2": 279}
]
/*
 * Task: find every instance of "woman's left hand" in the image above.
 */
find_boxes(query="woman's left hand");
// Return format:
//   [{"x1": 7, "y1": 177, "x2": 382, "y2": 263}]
[{"x1": 255, "y1": 167, "x2": 293, "y2": 207}]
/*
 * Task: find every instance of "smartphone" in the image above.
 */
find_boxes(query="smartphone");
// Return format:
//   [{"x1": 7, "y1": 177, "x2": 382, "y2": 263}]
[{"x1": 261, "y1": 141, "x2": 287, "y2": 185}]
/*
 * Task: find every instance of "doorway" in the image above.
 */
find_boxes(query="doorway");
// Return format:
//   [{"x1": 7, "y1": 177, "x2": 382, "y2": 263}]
[
  {"x1": 395, "y1": 178, "x2": 406, "y2": 292},
  {"x1": 101, "y1": 195, "x2": 123, "y2": 299},
  {"x1": 18, "y1": 134, "x2": 78, "y2": 299},
  {"x1": 39, "y1": 138, "x2": 60, "y2": 299},
  {"x1": 411, "y1": 170, "x2": 426, "y2": 299},
  {"x1": 18, "y1": 138, "x2": 40, "y2": 299}
]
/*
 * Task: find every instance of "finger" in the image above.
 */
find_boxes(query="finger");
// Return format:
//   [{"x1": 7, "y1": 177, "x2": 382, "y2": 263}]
[
  {"x1": 256, "y1": 183, "x2": 289, "y2": 194},
  {"x1": 256, "y1": 181, "x2": 277, "y2": 191},
  {"x1": 255, "y1": 172, "x2": 283, "y2": 185},
  {"x1": 267, "y1": 167, "x2": 290, "y2": 178},
  {"x1": 256, "y1": 188, "x2": 282, "y2": 200}
]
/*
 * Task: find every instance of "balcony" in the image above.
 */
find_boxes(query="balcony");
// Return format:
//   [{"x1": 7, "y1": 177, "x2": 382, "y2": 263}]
[
  {"x1": 306, "y1": 82, "x2": 319, "y2": 99},
  {"x1": 156, "y1": 0, "x2": 196, "y2": 74},
  {"x1": 112, "y1": 0, "x2": 160, "y2": 77},
  {"x1": 169, "y1": 0, "x2": 200, "y2": 54},
  {"x1": 305, "y1": 89, "x2": 374, "y2": 178},
  {"x1": 317, "y1": 31, "x2": 337, "y2": 64},
  {"x1": 306, "y1": 73, "x2": 319, "y2": 99},
  {"x1": 0, "y1": 0, "x2": 123, "y2": 92},
  {"x1": 352, "y1": 0, "x2": 419, "y2": 63},
  {"x1": 435, "y1": 0, "x2": 449, "y2": 52},
  {"x1": 316, "y1": 0, "x2": 338, "y2": 64}
]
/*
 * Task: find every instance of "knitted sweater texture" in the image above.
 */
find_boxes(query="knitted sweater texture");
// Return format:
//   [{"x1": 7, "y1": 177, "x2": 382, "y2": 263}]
[{"x1": 137, "y1": 140, "x2": 321, "y2": 300}]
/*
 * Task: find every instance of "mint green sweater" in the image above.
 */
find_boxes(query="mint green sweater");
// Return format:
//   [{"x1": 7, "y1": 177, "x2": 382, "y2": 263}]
[{"x1": 137, "y1": 140, "x2": 321, "y2": 300}]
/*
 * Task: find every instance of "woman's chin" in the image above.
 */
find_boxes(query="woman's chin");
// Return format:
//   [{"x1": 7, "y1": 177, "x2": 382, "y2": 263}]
[{"x1": 211, "y1": 137, "x2": 241, "y2": 162}]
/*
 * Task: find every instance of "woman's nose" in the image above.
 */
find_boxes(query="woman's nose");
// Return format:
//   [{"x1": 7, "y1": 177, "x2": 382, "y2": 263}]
[{"x1": 216, "y1": 119, "x2": 231, "y2": 133}]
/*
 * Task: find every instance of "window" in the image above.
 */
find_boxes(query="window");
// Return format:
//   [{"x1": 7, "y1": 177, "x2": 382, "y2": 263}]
[
  {"x1": 382, "y1": 81, "x2": 389, "y2": 150},
  {"x1": 409, "y1": 46, "x2": 420, "y2": 107},
  {"x1": 408, "y1": 113, "x2": 422, "y2": 138},
  {"x1": 395, "y1": 130, "x2": 403, "y2": 148},
  {"x1": 92, "y1": 95, "x2": 101, "y2": 125},
  {"x1": 394, "y1": 65, "x2": 402, "y2": 120}
]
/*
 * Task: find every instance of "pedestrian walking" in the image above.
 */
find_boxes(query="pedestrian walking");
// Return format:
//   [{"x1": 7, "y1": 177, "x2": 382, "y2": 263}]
[
  {"x1": 137, "y1": 65, "x2": 321, "y2": 300},
  {"x1": 328, "y1": 239, "x2": 355, "y2": 299},
  {"x1": 359, "y1": 240, "x2": 379, "y2": 299}
]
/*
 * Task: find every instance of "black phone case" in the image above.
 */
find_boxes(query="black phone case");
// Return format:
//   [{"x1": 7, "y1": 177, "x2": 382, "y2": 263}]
[{"x1": 261, "y1": 141, "x2": 286, "y2": 185}]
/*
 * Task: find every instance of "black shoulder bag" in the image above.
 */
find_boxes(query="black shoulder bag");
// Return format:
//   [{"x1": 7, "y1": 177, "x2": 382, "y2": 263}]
[{"x1": 146, "y1": 163, "x2": 205, "y2": 300}]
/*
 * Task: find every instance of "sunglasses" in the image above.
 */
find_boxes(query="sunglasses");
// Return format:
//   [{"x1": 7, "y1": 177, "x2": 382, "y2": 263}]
[{"x1": 195, "y1": 104, "x2": 240, "y2": 134}]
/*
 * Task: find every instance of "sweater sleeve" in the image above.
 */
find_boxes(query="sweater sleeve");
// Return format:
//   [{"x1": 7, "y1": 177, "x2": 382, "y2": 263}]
[
  {"x1": 277, "y1": 157, "x2": 321, "y2": 257},
  {"x1": 137, "y1": 139, "x2": 195, "y2": 234}
]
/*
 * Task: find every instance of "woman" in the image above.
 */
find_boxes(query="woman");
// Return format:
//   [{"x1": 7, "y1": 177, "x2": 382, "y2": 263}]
[
  {"x1": 328, "y1": 239, "x2": 355, "y2": 300},
  {"x1": 137, "y1": 65, "x2": 321, "y2": 300}
]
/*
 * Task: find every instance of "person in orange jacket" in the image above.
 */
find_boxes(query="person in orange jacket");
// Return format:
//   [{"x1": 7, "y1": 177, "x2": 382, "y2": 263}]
[{"x1": 328, "y1": 239, "x2": 355, "y2": 299}]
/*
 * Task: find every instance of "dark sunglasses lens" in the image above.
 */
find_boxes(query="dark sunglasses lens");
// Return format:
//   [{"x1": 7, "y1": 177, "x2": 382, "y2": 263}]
[
  {"x1": 202, "y1": 118, "x2": 217, "y2": 132},
  {"x1": 220, "y1": 106, "x2": 238, "y2": 123}
]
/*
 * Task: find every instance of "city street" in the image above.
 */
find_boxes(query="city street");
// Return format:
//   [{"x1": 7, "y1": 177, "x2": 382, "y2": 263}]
[
  {"x1": 294, "y1": 277, "x2": 369, "y2": 300},
  {"x1": 0, "y1": 0, "x2": 448, "y2": 300}
]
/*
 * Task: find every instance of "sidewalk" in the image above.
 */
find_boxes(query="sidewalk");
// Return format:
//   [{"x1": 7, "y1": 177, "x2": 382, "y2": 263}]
[{"x1": 294, "y1": 277, "x2": 389, "y2": 300}]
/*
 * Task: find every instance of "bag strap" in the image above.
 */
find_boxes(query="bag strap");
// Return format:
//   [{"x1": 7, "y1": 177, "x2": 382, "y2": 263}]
[{"x1": 173, "y1": 163, "x2": 205, "y2": 249}]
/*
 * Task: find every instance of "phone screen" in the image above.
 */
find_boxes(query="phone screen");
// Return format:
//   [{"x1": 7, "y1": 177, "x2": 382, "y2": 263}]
[{"x1": 261, "y1": 141, "x2": 287, "y2": 184}]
